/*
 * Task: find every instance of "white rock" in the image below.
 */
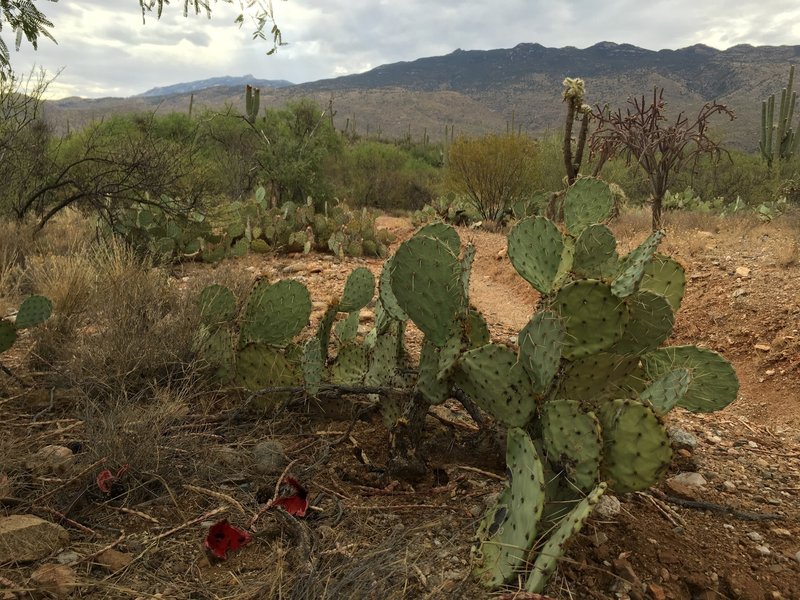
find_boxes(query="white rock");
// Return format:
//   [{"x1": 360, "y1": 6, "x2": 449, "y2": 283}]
[
  {"x1": 669, "y1": 472, "x2": 707, "y2": 488},
  {"x1": 594, "y1": 495, "x2": 622, "y2": 519},
  {"x1": 746, "y1": 531, "x2": 764, "y2": 543},
  {"x1": 735, "y1": 266, "x2": 751, "y2": 278},
  {"x1": 30, "y1": 563, "x2": 77, "y2": 598},
  {"x1": 754, "y1": 545, "x2": 771, "y2": 557},
  {"x1": 25, "y1": 445, "x2": 75, "y2": 475}
]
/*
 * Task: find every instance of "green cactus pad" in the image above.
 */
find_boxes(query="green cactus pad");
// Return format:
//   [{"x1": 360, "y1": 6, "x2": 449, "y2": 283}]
[
  {"x1": 365, "y1": 329, "x2": 400, "y2": 387},
  {"x1": 460, "y1": 243, "x2": 476, "y2": 301},
  {"x1": 454, "y1": 344, "x2": 535, "y2": 427},
  {"x1": 316, "y1": 303, "x2": 339, "y2": 361},
  {"x1": 612, "y1": 290, "x2": 674, "y2": 355},
  {"x1": 0, "y1": 320, "x2": 17, "y2": 353},
  {"x1": 611, "y1": 230, "x2": 666, "y2": 298},
  {"x1": 599, "y1": 399, "x2": 672, "y2": 493},
  {"x1": 473, "y1": 428, "x2": 545, "y2": 588},
  {"x1": 640, "y1": 254, "x2": 686, "y2": 312},
  {"x1": 436, "y1": 327, "x2": 463, "y2": 384},
  {"x1": 507, "y1": 216, "x2": 565, "y2": 294},
  {"x1": 465, "y1": 308, "x2": 491, "y2": 349},
  {"x1": 378, "y1": 256, "x2": 409, "y2": 322},
  {"x1": 339, "y1": 267, "x2": 375, "y2": 312},
  {"x1": 642, "y1": 345, "x2": 739, "y2": 412},
  {"x1": 334, "y1": 311, "x2": 359, "y2": 345},
  {"x1": 557, "y1": 352, "x2": 641, "y2": 402},
  {"x1": 525, "y1": 482, "x2": 607, "y2": 594},
  {"x1": 640, "y1": 368, "x2": 692, "y2": 415},
  {"x1": 330, "y1": 343, "x2": 368, "y2": 385},
  {"x1": 240, "y1": 279, "x2": 312, "y2": 346},
  {"x1": 415, "y1": 221, "x2": 460, "y2": 255},
  {"x1": 198, "y1": 285, "x2": 236, "y2": 326},
  {"x1": 563, "y1": 177, "x2": 615, "y2": 236},
  {"x1": 541, "y1": 400, "x2": 602, "y2": 492},
  {"x1": 572, "y1": 224, "x2": 619, "y2": 279},
  {"x1": 390, "y1": 235, "x2": 464, "y2": 347},
  {"x1": 235, "y1": 343, "x2": 299, "y2": 408},
  {"x1": 518, "y1": 310, "x2": 565, "y2": 394},
  {"x1": 250, "y1": 239, "x2": 270, "y2": 254},
  {"x1": 552, "y1": 280, "x2": 628, "y2": 359},
  {"x1": 198, "y1": 326, "x2": 235, "y2": 382},
  {"x1": 302, "y1": 338, "x2": 324, "y2": 396},
  {"x1": 15, "y1": 295, "x2": 52, "y2": 329},
  {"x1": 418, "y1": 337, "x2": 450, "y2": 404}
]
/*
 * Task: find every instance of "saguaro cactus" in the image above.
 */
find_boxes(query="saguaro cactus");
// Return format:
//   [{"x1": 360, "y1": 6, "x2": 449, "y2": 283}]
[
  {"x1": 760, "y1": 65, "x2": 799, "y2": 169},
  {"x1": 245, "y1": 84, "x2": 261, "y2": 124}
]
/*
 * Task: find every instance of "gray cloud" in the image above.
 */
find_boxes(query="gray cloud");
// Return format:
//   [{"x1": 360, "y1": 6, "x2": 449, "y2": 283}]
[{"x1": 7, "y1": 0, "x2": 800, "y2": 98}]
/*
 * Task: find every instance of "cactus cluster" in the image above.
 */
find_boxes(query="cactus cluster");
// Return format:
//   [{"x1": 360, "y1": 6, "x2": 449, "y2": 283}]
[
  {"x1": 462, "y1": 176, "x2": 738, "y2": 592},
  {"x1": 195, "y1": 177, "x2": 738, "y2": 593},
  {"x1": 0, "y1": 296, "x2": 53, "y2": 355},
  {"x1": 111, "y1": 189, "x2": 392, "y2": 263}
]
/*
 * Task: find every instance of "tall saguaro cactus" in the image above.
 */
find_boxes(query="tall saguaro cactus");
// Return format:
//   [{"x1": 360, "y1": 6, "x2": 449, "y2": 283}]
[
  {"x1": 245, "y1": 84, "x2": 261, "y2": 124},
  {"x1": 760, "y1": 65, "x2": 799, "y2": 170},
  {"x1": 562, "y1": 77, "x2": 592, "y2": 186}
]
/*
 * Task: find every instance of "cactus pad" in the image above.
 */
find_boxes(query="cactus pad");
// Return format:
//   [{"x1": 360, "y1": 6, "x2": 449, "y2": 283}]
[
  {"x1": 198, "y1": 326, "x2": 235, "y2": 382},
  {"x1": 552, "y1": 279, "x2": 628, "y2": 359},
  {"x1": 612, "y1": 290, "x2": 674, "y2": 355},
  {"x1": 541, "y1": 400, "x2": 602, "y2": 492},
  {"x1": 15, "y1": 295, "x2": 52, "y2": 329},
  {"x1": 454, "y1": 344, "x2": 535, "y2": 427},
  {"x1": 524, "y1": 482, "x2": 607, "y2": 593},
  {"x1": 507, "y1": 216, "x2": 565, "y2": 294},
  {"x1": 334, "y1": 311, "x2": 359, "y2": 345},
  {"x1": 557, "y1": 352, "x2": 641, "y2": 402},
  {"x1": 417, "y1": 337, "x2": 450, "y2": 404},
  {"x1": 518, "y1": 310, "x2": 565, "y2": 394},
  {"x1": 339, "y1": 267, "x2": 375, "y2": 313},
  {"x1": 390, "y1": 235, "x2": 464, "y2": 347},
  {"x1": 240, "y1": 279, "x2": 311, "y2": 346},
  {"x1": 611, "y1": 230, "x2": 665, "y2": 298},
  {"x1": 460, "y1": 243, "x2": 476, "y2": 301},
  {"x1": 302, "y1": 338, "x2": 324, "y2": 396},
  {"x1": 378, "y1": 256, "x2": 409, "y2": 321},
  {"x1": 235, "y1": 343, "x2": 299, "y2": 407},
  {"x1": 465, "y1": 308, "x2": 491, "y2": 349},
  {"x1": 563, "y1": 177, "x2": 615, "y2": 236},
  {"x1": 640, "y1": 368, "x2": 692, "y2": 415},
  {"x1": 640, "y1": 254, "x2": 686, "y2": 312},
  {"x1": 599, "y1": 399, "x2": 672, "y2": 493},
  {"x1": 572, "y1": 224, "x2": 619, "y2": 279},
  {"x1": 642, "y1": 345, "x2": 739, "y2": 412},
  {"x1": 198, "y1": 285, "x2": 236, "y2": 325},
  {"x1": 0, "y1": 320, "x2": 17, "y2": 353},
  {"x1": 415, "y1": 221, "x2": 460, "y2": 255},
  {"x1": 473, "y1": 428, "x2": 545, "y2": 587},
  {"x1": 330, "y1": 343, "x2": 368, "y2": 385}
]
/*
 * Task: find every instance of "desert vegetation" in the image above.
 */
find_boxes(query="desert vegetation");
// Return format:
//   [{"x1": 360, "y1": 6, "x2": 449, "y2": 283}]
[{"x1": 0, "y1": 68, "x2": 799, "y2": 600}]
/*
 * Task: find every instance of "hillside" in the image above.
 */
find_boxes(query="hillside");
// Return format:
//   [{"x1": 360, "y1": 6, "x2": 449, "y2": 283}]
[{"x1": 43, "y1": 42, "x2": 800, "y2": 150}]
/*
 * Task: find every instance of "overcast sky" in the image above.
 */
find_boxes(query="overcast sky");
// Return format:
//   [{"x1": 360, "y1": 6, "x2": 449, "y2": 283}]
[{"x1": 8, "y1": 0, "x2": 800, "y2": 98}]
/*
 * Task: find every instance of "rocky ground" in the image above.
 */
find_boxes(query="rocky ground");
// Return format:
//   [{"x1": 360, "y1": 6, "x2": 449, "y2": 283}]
[{"x1": 0, "y1": 210, "x2": 798, "y2": 599}]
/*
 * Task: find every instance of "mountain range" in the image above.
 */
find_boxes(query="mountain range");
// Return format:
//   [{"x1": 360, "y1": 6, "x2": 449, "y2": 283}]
[{"x1": 44, "y1": 42, "x2": 800, "y2": 151}]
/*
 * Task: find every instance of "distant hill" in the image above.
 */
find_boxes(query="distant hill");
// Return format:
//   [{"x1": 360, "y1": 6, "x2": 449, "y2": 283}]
[
  {"x1": 135, "y1": 75, "x2": 293, "y2": 97},
  {"x1": 44, "y1": 42, "x2": 800, "y2": 151}
]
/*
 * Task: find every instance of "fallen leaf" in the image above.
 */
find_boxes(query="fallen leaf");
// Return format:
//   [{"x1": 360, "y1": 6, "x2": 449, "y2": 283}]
[{"x1": 204, "y1": 520, "x2": 252, "y2": 560}]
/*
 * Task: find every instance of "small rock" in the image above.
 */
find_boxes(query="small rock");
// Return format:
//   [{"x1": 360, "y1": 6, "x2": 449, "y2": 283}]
[
  {"x1": 770, "y1": 528, "x2": 791, "y2": 538},
  {"x1": 30, "y1": 564, "x2": 77, "y2": 598},
  {"x1": 706, "y1": 434, "x2": 723, "y2": 444},
  {"x1": 307, "y1": 264, "x2": 324, "y2": 274},
  {"x1": 722, "y1": 481, "x2": 737, "y2": 492},
  {"x1": 251, "y1": 439, "x2": 288, "y2": 475},
  {"x1": 591, "y1": 531, "x2": 609, "y2": 547},
  {"x1": 735, "y1": 266, "x2": 751, "y2": 277},
  {"x1": 496, "y1": 248, "x2": 507, "y2": 260},
  {"x1": 282, "y1": 262, "x2": 306, "y2": 273},
  {"x1": 56, "y1": 550, "x2": 80, "y2": 564},
  {"x1": 0, "y1": 515, "x2": 70, "y2": 563},
  {"x1": 25, "y1": 445, "x2": 75, "y2": 475},
  {"x1": 794, "y1": 550, "x2": 800, "y2": 564},
  {"x1": 754, "y1": 344, "x2": 772, "y2": 352},
  {"x1": 666, "y1": 473, "x2": 707, "y2": 500},
  {"x1": 732, "y1": 288, "x2": 747, "y2": 298},
  {"x1": 669, "y1": 472, "x2": 707, "y2": 487},
  {"x1": 669, "y1": 428, "x2": 699, "y2": 451},
  {"x1": 96, "y1": 549, "x2": 133, "y2": 572},
  {"x1": 594, "y1": 495, "x2": 621, "y2": 519},
  {"x1": 754, "y1": 545, "x2": 771, "y2": 557},
  {"x1": 647, "y1": 583, "x2": 667, "y2": 600},
  {"x1": 723, "y1": 524, "x2": 735, "y2": 531},
  {"x1": 746, "y1": 531, "x2": 764, "y2": 543}
]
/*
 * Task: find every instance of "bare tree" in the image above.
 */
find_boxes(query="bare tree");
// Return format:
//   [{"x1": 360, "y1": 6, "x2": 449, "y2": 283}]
[{"x1": 590, "y1": 88, "x2": 734, "y2": 230}]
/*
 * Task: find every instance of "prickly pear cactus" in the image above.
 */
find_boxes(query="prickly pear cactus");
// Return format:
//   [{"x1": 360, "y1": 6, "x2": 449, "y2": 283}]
[{"x1": 0, "y1": 295, "x2": 52, "y2": 355}]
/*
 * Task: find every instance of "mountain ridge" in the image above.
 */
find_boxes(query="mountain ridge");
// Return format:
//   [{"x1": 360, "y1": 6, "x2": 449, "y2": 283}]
[{"x1": 44, "y1": 42, "x2": 800, "y2": 151}]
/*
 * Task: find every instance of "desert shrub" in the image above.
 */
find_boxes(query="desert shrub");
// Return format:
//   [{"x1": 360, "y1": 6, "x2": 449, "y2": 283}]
[
  {"x1": 446, "y1": 133, "x2": 539, "y2": 221},
  {"x1": 334, "y1": 141, "x2": 439, "y2": 211},
  {"x1": 29, "y1": 239, "x2": 199, "y2": 395}
]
